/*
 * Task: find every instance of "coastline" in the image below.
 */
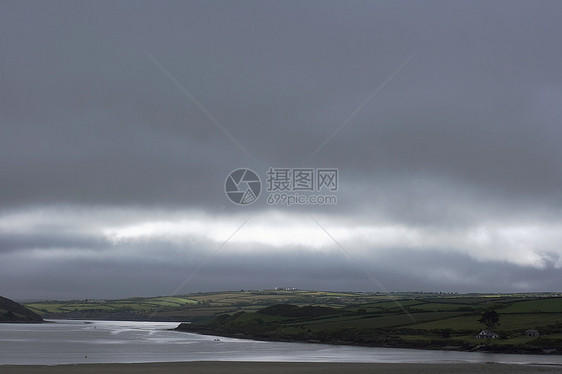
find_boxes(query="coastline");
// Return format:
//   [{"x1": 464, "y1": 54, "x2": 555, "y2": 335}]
[
  {"x1": 176, "y1": 325, "x2": 561, "y2": 356},
  {"x1": 1, "y1": 361, "x2": 561, "y2": 374}
]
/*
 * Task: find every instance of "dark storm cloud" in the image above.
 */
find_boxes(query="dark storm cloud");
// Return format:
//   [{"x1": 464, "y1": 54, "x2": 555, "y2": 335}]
[
  {"x1": 0, "y1": 230, "x2": 107, "y2": 254},
  {"x1": 1, "y1": 1, "x2": 562, "y2": 299},
  {"x1": 2, "y1": 1, "x2": 561, "y2": 210}
]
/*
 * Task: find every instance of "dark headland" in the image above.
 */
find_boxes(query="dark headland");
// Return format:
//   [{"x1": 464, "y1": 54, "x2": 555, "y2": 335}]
[{"x1": 0, "y1": 296, "x2": 43, "y2": 323}]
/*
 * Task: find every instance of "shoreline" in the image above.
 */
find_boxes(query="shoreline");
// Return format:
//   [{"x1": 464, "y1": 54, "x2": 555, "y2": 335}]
[
  {"x1": 1, "y1": 361, "x2": 561, "y2": 374},
  {"x1": 176, "y1": 325, "x2": 561, "y2": 356}
]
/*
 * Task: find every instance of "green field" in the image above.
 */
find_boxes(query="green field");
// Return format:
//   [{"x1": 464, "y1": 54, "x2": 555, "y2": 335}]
[
  {"x1": 25, "y1": 290, "x2": 450, "y2": 321},
  {"x1": 25, "y1": 290, "x2": 562, "y2": 353},
  {"x1": 25, "y1": 291, "x2": 562, "y2": 322},
  {"x1": 163, "y1": 291, "x2": 562, "y2": 354}
]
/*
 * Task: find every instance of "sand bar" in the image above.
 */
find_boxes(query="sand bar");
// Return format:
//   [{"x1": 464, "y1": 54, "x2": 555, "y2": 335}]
[{"x1": 1, "y1": 361, "x2": 561, "y2": 374}]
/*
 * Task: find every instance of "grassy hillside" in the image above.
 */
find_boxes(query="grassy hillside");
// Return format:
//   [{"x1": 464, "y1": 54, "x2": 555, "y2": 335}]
[
  {"x1": 25, "y1": 290, "x2": 446, "y2": 321},
  {"x1": 176, "y1": 292, "x2": 562, "y2": 354},
  {"x1": 0, "y1": 296, "x2": 43, "y2": 323},
  {"x1": 24, "y1": 289, "x2": 562, "y2": 353},
  {"x1": 25, "y1": 290, "x2": 562, "y2": 324}
]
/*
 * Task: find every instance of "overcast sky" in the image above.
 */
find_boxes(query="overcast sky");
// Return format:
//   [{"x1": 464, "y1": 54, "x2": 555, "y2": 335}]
[{"x1": 1, "y1": 1, "x2": 562, "y2": 300}]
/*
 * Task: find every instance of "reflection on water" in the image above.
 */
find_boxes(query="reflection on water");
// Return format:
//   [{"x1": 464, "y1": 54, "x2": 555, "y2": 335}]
[{"x1": 0, "y1": 320, "x2": 561, "y2": 365}]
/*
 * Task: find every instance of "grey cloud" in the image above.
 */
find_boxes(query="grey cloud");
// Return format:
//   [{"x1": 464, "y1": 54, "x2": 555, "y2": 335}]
[
  {"x1": 2, "y1": 242, "x2": 561, "y2": 300},
  {"x1": 1, "y1": 1, "x2": 562, "y2": 299},
  {"x1": 0, "y1": 231, "x2": 107, "y2": 254}
]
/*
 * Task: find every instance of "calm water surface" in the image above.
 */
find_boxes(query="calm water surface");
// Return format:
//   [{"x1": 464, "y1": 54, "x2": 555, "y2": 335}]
[{"x1": 1, "y1": 320, "x2": 561, "y2": 365}]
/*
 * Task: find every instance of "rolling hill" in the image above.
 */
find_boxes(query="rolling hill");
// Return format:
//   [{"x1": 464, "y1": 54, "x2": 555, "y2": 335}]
[{"x1": 0, "y1": 296, "x2": 43, "y2": 323}]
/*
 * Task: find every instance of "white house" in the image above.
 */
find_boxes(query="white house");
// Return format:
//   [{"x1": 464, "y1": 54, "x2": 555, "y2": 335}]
[
  {"x1": 476, "y1": 330, "x2": 499, "y2": 339},
  {"x1": 525, "y1": 329, "x2": 540, "y2": 337}
]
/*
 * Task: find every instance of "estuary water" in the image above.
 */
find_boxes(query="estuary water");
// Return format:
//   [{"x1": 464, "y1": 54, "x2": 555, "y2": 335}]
[{"x1": 0, "y1": 320, "x2": 561, "y2": 365}]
